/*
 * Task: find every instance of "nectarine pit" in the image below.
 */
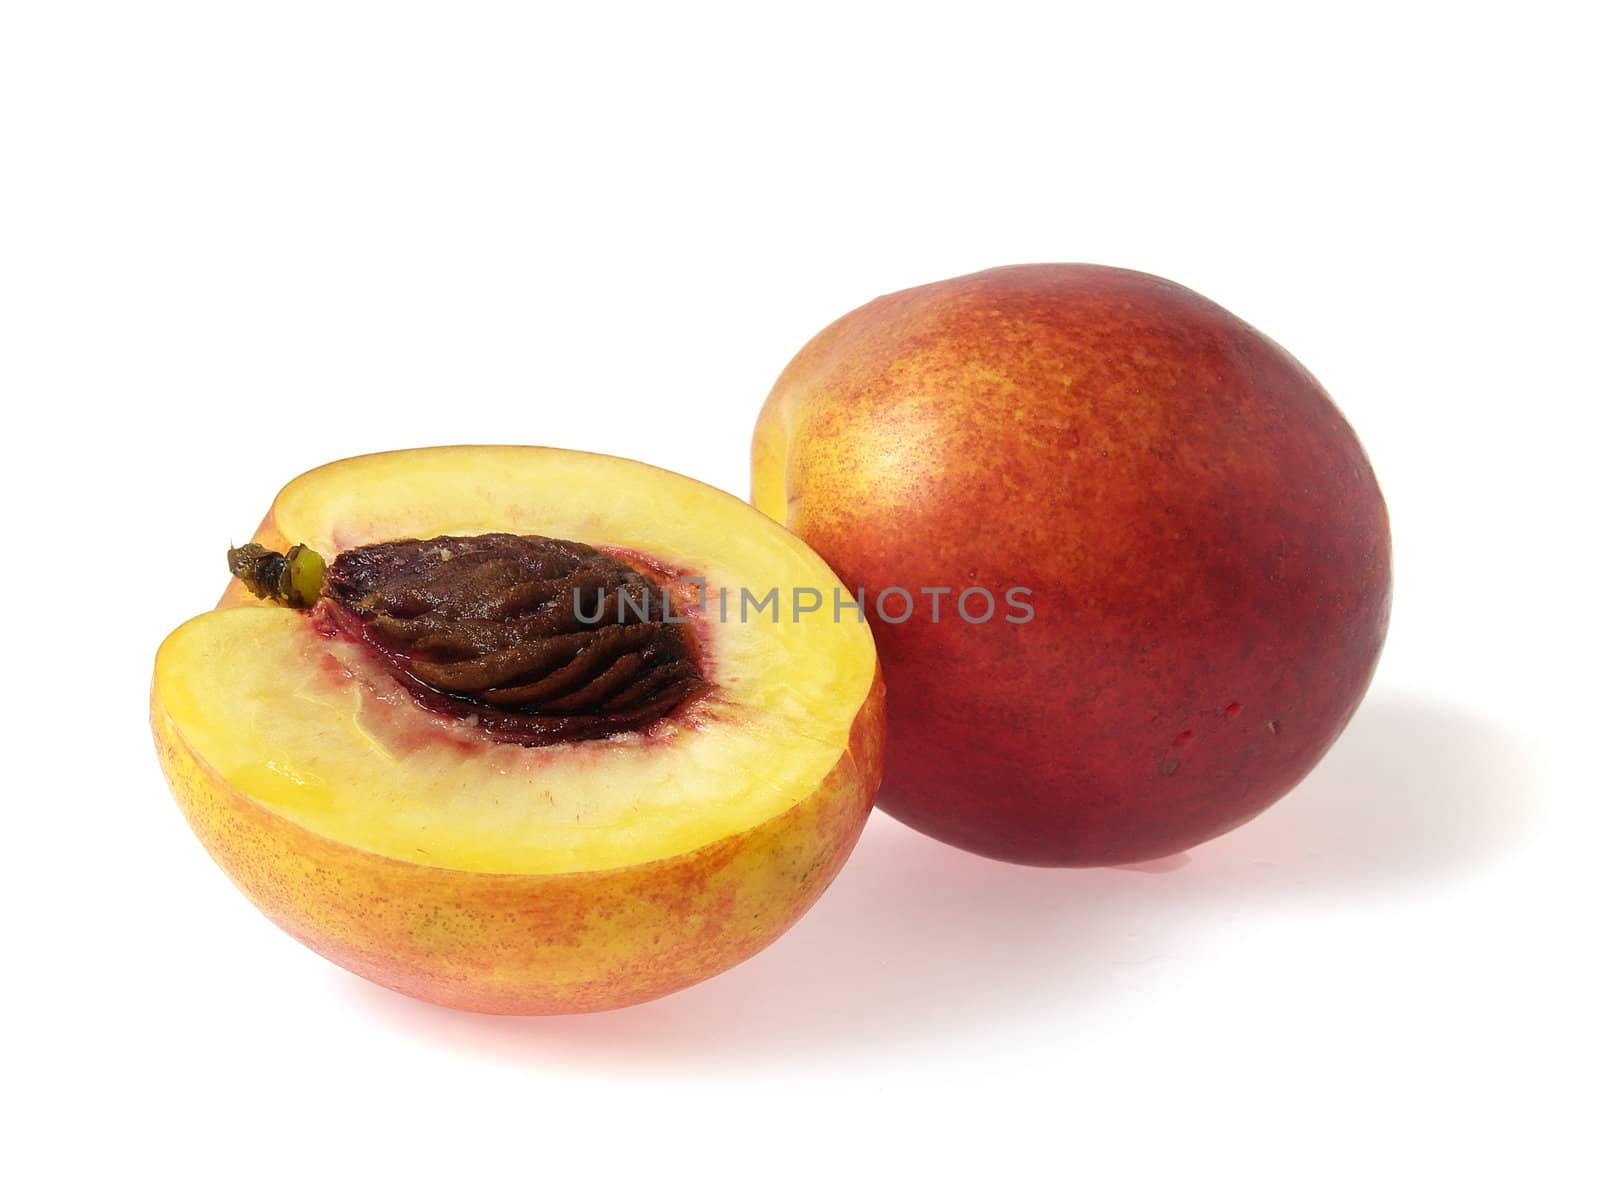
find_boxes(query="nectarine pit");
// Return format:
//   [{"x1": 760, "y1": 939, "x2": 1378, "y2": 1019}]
[{"x1": 233, "y1": 533, "x2": 707, "y2": 744}]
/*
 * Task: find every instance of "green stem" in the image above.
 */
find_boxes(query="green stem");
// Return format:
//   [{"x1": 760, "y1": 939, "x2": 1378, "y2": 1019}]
[{"x1": 227, "y1": 542, "x2": 326, "y2": 608}]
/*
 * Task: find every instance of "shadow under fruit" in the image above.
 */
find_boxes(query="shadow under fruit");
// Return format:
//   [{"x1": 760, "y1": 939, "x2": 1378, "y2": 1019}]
[{"x1": 753, "y1": 264, "x2": 1391, "y2": 866}]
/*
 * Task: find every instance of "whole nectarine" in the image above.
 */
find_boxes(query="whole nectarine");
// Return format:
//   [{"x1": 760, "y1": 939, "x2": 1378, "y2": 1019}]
[{"x1": 753, "y1": 265, "x2": 1390, "y2": 866}]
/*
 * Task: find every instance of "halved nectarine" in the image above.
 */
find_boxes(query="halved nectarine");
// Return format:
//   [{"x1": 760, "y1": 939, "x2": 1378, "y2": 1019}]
[{"x1": 152, "y1": 446, "x2": 884, "y2": 1014}]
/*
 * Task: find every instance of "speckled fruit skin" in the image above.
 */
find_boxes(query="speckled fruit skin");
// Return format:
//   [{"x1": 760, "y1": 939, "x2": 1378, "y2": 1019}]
[
  {"x1": 151, "y1": 667, "x2": 884, "y2": 1015},
  {"x1": 753, "y1": 264, "x2": 1391, "y2": 866}
]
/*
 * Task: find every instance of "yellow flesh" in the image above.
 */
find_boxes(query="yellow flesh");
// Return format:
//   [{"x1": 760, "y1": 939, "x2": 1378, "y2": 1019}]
[{"x1": 155, "y1": 447, "x2": 878, "y2": 874}]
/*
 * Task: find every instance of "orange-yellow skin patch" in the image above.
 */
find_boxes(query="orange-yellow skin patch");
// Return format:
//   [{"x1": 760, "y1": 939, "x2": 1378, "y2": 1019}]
[{"x1": 153, "y1": 661, "x2": 883, "y2": 1015}]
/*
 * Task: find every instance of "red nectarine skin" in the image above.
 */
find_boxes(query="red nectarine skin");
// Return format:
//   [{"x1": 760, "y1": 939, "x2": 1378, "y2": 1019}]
[{"x1": 755, "y1": 265, "x2": 1391, "y2": 866}]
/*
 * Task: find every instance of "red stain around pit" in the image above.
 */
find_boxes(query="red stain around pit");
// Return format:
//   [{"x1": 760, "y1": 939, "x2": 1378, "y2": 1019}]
[{"x1": 295, "y1": 574, "x2": 730, "y2": 767}]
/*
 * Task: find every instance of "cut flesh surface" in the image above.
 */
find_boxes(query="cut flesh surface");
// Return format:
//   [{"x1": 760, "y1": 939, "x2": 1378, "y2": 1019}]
[{"x1": 155, "y1": 446, "x2": 879, "y2": 874}]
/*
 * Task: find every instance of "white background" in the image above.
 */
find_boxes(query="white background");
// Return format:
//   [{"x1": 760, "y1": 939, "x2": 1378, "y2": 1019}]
[{"x1": 4, "y1": 3, "x2": 1595, "y2": 1197}]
